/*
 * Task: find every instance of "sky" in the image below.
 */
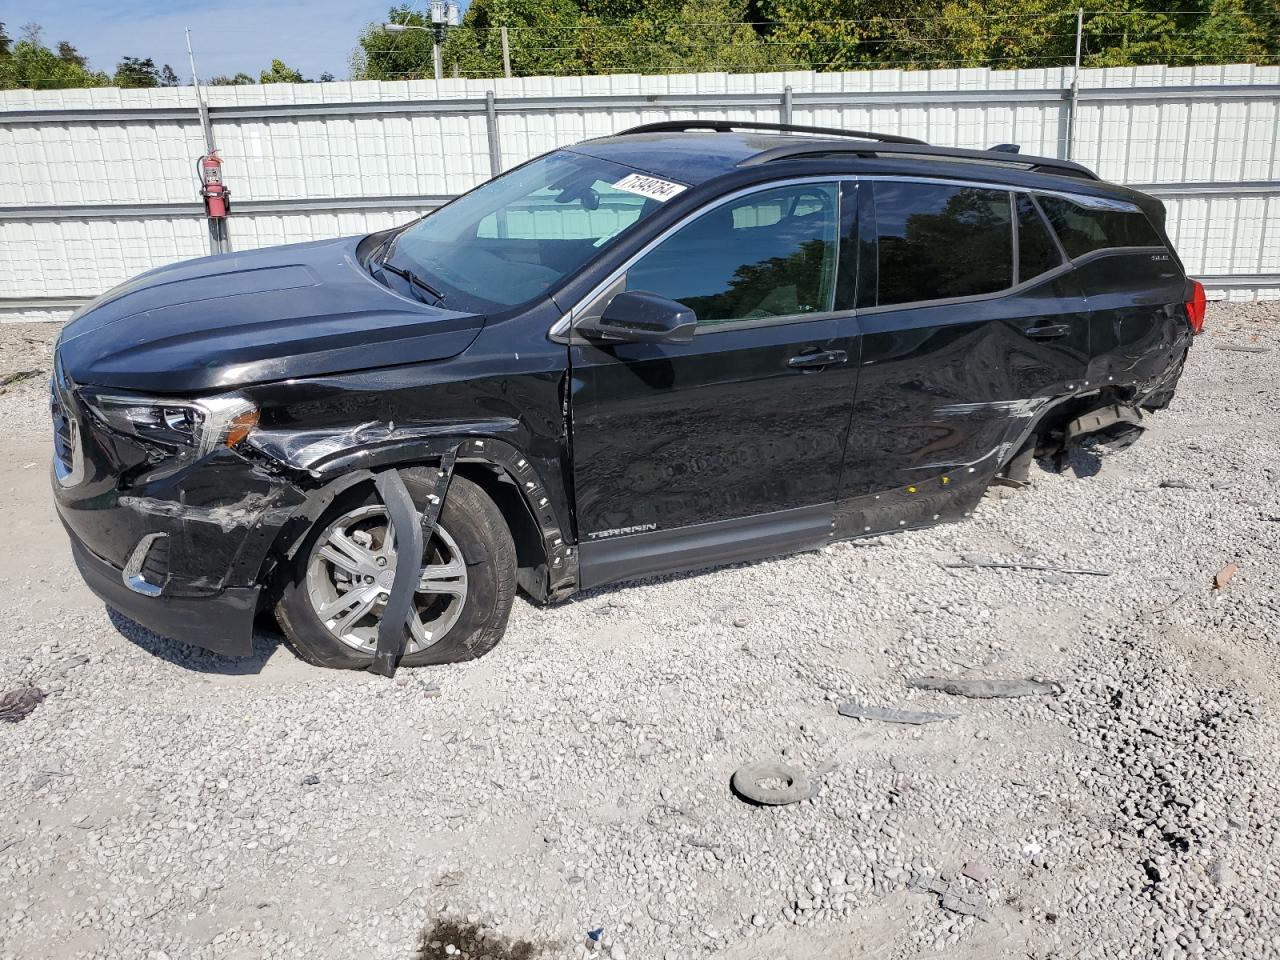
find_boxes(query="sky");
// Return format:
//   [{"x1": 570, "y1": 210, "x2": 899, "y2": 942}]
[{"x1": 4, "y1": 0, "x2": 408, "y2": 80}]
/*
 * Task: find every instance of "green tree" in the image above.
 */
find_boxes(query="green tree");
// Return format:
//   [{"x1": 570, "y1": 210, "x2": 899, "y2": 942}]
[
  {"x1": 56, "y1": 40, "x2": 87, "y2": 67},
  {"x1": 0, "y1": 22, "x2": 11, "y2": 57},
  {"x1": 260, "y1": 58, "x2": 305, "y2": 83},
  {"x1": 209, "y1": 72, "x2": 256, "y2": 85},
  {"x1": 1080, "y1": 0, "x2": 1277, "y2": 68},
  {"x1": 159, "y1": 63, "x2": 180, "y2": 86},
  {"x1": 459, "y1": 0, "x2": 600, "y2": 77},
  {"x1": 757, "y1": 0, "x2": 1279, "y2": 71},
  {"x1": 575, "y1": 0, "x2": 771, "y2": 75},
  {"x1": 0, "y1": 38, "x2": 109, "y2": 89},
  {"x1": 115, "y1": 55, "x2": 159, "y2": 87},
  {"x1": 757, "y1": 0, "x2": 942, "y2": 71},
  {"x1": 356, "y1": 0, "x2": 587, "y2": 80},
  {"x1": 358, "y1": 0, "x2": 773, "y2": 79}
]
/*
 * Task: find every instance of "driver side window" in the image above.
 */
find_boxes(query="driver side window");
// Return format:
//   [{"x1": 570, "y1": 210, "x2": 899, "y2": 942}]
[{"x1": 625, "y1": 182, "x2": 840, "y2": 327}]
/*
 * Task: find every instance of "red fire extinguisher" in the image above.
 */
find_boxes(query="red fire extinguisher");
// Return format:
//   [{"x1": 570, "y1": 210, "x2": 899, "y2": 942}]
[{"x1": 198, "y1": 151, "x2": 231, "y2": 218}]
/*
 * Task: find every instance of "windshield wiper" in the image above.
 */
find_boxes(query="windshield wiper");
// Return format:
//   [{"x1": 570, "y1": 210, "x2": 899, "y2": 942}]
[{"x1": 376, "y1": 257, "x2": 447, "y2": 306}]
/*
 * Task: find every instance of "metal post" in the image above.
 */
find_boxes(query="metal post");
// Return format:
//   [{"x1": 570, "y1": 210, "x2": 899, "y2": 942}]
[
  {"x1": 432, "y1": 23, "x2": 445, "y2": 82},
  {"x1": 186, "y1": 28, "x2": 228, "y2": 255},
  {"x1": 781, "y1": 85, "x2": 793, "y2": 125},
  {"x1": 501, "y1": 26, "x2": 512, "y2": 79},
  {"x1": 485, "y1": 91, "x2": 502, "y2": 176},
  {"x1": 1066, "y1": 7, "x2": 1083, "y2": 160}
]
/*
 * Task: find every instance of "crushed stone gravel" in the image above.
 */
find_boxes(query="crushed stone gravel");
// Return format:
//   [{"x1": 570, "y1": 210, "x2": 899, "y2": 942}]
[{"x1": 0, "y1": 300, "x2": 1278, "y2": 959}]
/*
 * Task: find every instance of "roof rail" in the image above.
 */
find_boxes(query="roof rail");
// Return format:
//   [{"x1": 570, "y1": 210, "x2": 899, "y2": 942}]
[
  {"x1": 614, "y1": 120, "x2": 927, "y2": 146},
  {"x1": 739, "y1": 140, "x2": 1099, "y2": 181}
]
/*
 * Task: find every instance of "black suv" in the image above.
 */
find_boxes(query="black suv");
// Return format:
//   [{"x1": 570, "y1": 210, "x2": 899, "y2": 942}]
[{"x1": 51, "y1": 121, "x2": 1204, "y2": 672}]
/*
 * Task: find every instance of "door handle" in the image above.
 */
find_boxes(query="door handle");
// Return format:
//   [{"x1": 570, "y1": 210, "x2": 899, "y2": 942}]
[
  {"x1": 787, "y1": 349, "x2": 848, "y2": 370},
  {"x1": 1024, "y1": 323, "x2": 1072, "y2": 340}
]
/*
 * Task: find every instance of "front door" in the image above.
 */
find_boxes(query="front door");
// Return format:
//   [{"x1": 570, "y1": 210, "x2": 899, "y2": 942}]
[{"x1": 568, "y1": 180, "x2": 861, "y2": 587}]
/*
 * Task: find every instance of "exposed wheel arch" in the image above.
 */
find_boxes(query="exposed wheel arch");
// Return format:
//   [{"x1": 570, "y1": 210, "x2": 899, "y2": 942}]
[{"x1": 255, "y1": 436, "x2": 577, "y2": 606}]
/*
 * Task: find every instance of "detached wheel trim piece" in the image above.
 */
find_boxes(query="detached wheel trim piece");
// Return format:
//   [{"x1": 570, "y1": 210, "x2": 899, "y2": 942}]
[
  {"x1": 731, "y1": 761, "x2": 812, "y2": 806},
  {"x1": 304, "y1": 503, "x2": 469, "y2": 657}
]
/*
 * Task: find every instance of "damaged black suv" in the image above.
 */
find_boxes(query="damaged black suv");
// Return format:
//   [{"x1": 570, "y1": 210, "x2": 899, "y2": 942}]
[{"x1": 51, "y1": 121, "x2": 1204, "y2": 672}]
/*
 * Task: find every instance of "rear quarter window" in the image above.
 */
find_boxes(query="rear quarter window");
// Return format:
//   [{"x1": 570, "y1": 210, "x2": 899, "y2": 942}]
[
  {"x1": 1016, "y1": 195, "x2": 1065, "y2": 281},
  {"x1": 1035, "y1": 194, "x2": 1163, "y2": 259}
]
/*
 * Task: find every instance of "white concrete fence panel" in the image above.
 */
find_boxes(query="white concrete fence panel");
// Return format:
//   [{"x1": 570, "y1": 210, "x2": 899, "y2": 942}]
[{"x1": 2, "y1": 64, "x2": 1278, "y2": 323}]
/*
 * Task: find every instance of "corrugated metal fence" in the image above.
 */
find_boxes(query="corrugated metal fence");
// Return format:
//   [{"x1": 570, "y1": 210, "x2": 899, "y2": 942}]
[{"x1": 2, "y1": 63, "x2": 1278, "y2": 323}]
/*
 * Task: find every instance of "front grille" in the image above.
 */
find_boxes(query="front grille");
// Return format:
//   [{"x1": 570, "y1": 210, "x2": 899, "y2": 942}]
[
  {"x1": 50, "y1": 379, "x2": 75, "y2": 476},
  {"x1": 49, "y1": 360, "x2": 84, "y2": 487}
]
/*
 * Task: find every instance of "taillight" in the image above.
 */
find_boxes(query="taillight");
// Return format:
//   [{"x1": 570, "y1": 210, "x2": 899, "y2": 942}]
[{"x1": 1186, "y1": 279, "x2": 1207, "y2": 335}]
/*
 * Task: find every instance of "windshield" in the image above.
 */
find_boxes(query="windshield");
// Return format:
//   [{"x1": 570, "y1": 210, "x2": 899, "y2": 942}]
[{"x1": 382, "y1": 151, "x2": 671, "y2": 312}]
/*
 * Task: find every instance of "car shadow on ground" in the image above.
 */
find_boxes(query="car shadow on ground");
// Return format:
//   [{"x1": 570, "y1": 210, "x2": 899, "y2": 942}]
[
  {"x1": 106, "y1": 607, "x2": 283, "y2": 675},
  {"x1": 552, "y1": 548, "x2": 827, "y2": 608},
  {"x1": 1040, "y1": 447, "x2": 1105, "y2": 479}
]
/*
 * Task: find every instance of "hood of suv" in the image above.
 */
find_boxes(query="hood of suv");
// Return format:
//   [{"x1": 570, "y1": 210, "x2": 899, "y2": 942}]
[{"x1": 56, "y1": 237, "x2": 485, "y2": 393}]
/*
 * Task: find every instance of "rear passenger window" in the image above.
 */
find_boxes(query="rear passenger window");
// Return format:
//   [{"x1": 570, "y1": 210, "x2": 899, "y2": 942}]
[
  {"x1": 626, "y1": 182, "x2": 839, "y2": 326},
  {"x1": 872, "y1": 182, "x2": 1012, "y2": 307},
  {"x1": 1016, "y1": 195, "x2": 1064, "y2": 281},
  {"x1": 1035, "y1": 194, "x2": 1163, "y2": 258}
]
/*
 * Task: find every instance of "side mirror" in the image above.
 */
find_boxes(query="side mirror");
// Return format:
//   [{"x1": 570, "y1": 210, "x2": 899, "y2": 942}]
[{"x1": 578, "y1": 291, "x2": 696, "y2": 345}]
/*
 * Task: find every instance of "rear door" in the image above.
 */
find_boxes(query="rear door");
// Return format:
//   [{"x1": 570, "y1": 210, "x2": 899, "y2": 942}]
[
  {"x1": 568, "y1": 179, "x2": 861, "y2": 587},
  {"x1": 836, "y1": 178, "x2": 1090, "y2": 535}
]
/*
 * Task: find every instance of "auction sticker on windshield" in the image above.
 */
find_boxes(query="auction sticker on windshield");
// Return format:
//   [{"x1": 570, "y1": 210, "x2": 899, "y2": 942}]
[{"x1": 613, "y1": 173, "x2": 687, "y2": 202}]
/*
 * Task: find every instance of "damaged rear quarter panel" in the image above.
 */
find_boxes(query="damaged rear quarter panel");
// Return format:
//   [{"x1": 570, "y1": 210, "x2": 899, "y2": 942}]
[
  {"x1": 1078, "y1": 251, "x2": 1193, "y2": 392},
  {"x1": 838, "y1": 272, "x2": 1090, "y2": 522}
]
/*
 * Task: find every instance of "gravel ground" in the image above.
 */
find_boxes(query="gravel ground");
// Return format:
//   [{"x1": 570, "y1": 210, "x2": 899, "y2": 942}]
[{"x1": 1, "y1": 302, "x2": 1278, "y2": 960}]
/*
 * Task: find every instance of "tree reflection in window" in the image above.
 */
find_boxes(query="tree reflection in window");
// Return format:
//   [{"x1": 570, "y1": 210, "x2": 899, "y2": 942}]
[
  {"x1": 627, "y1": 183, "x2": 839, "y2": 326},
  {"x1": 682, "y1": 238, "x2": 836, "y2": 324},
  {"x1": 874, "y1": 183, "x2": 1013, "y2": 307}
]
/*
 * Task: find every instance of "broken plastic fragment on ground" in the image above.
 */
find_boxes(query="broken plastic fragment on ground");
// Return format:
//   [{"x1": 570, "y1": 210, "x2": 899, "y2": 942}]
[
  {"x1": 909, "y1": 872, "x2": 990, "y2": 920},
  {"x1": 946, "y1": 557, "x2": 1112, "y2": 576},
  {"x1": 0, "y1": 369, "x2": 42, "y2": 390},
  {"x1": 837, "y1": 701, "x2": 958, "y2": 724},
  {"x1": 0, "y1": 687, "x2": 45, "y2": 723},
  {"x1": 907, "y1": 676, "x2": 1063, "y2": 699},
  {"x1": 1213, "y1": 343, "x2": 1271, "y2": 353}
]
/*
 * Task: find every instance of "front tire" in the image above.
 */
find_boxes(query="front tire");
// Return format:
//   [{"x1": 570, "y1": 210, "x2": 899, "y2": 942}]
[{"x1": 275, "y1": 471, "x2": 517, "y2": 669}]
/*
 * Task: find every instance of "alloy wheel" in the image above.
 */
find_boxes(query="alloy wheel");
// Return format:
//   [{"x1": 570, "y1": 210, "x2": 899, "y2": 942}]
[{"x1": 304, "y1": 504, "x2": 468, "y2": 655}]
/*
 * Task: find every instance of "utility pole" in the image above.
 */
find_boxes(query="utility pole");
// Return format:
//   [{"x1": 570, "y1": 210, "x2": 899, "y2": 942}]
[
  {"x1": 500, "y1": 26, "x2": 512, "y2": 79},
  {"x1": 186, "y1": 28, "x2": 228, "y2": 255},
  {"x1": 384, "y1": 6, "x2": 458, "y2": 82},
  {"x1": 1066, "y1": 8, "x2": 1084, "y2": 160}
]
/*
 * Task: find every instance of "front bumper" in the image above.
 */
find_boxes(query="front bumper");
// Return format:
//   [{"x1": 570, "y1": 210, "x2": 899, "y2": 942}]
[
  {"x1": 50, "y1": 374, "x2": 309, "y2": 658},
  {"x1": 66, "y1": 527, "x2": 261, "y2": 658}
]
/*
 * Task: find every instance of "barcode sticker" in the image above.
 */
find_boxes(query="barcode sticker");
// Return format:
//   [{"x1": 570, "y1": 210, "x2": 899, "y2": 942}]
[{"x1": 613, "y1": 173, "x2": 687, "y2": 202}]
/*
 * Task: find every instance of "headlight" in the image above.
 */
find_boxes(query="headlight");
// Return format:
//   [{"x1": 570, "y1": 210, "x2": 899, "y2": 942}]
[{"x1": 83, "y1": 391, "x2": 259, "y2": 457}]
